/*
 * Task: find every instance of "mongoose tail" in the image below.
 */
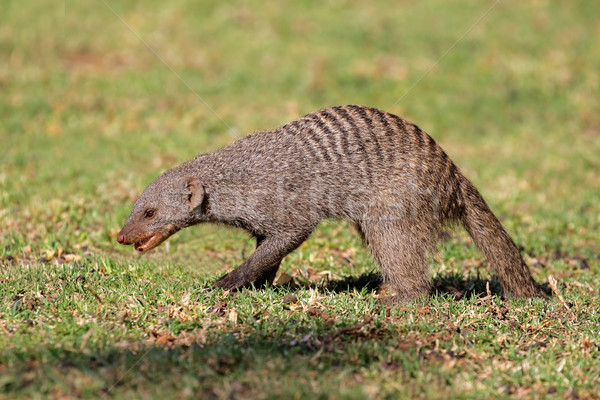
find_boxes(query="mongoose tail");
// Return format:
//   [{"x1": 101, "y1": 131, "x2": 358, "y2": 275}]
[{"x1": 458, "y1": 176, "x2": 546, "y2": 299}]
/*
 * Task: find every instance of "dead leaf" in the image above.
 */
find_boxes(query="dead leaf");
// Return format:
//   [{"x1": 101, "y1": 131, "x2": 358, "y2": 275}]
[
  {"x1": 44, "y1": 249, "x2": 55, "y2": 260},
  {"x1": 63, "y1": 254, "x2": 82, "y2": 262},
  {"x1": 276, "y1": 272, "x2": 295, "y2": 286},
  {"x1": 181, "y1": 292, "x2": 191, "y2": 306},
  {"x1": 228, "y1": 309, "x2": 238, "y2": 323}
]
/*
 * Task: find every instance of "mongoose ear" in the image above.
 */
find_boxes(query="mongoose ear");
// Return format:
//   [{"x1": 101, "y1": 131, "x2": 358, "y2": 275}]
[{"x1": 185, "y1": 177, "x2": 204, "y2": 210}]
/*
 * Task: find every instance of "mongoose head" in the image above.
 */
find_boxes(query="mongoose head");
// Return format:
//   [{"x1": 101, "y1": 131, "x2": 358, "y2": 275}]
[{"x1": 117, "y1": 168, "x2": 205, "y2": 252}]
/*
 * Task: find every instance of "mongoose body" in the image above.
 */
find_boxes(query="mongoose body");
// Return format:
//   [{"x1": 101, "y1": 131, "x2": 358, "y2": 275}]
[{"x1": 117, "y1": 105, "x2": 544, "y2": 302}]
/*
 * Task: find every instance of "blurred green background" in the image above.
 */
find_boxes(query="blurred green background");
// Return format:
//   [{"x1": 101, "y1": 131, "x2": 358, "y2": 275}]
[
  {"x1": 1, "y1": 0, "x2": 598, "y2": 261},
  {"x1": 2, "y1": 0, "x2": 599, "y2": 250}
]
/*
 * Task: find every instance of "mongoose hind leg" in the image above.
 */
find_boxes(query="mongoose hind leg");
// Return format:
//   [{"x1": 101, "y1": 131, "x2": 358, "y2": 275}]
[
  {"x1": 359, "y1": 217, "x2": 434, "y2": 304},
  {"x1": 252, "y1": 266, "x2": 280, "y2": 288},
  {"x1": 213, "y1": 230, "x2": 313, "y2": 290}
]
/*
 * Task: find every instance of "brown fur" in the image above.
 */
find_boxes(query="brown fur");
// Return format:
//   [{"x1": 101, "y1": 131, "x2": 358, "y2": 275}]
[{"x1": 117, "y1": 105, "x2": 545, "y2": 302}]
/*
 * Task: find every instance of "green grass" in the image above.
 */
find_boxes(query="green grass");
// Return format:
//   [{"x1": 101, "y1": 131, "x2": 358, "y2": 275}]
[{"x1": 1, "y1": 0, "x2": 599, "y2": 398}]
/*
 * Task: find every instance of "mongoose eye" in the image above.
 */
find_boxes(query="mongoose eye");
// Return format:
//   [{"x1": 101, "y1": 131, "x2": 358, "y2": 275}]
[{"x1": 144, "y1": 209, "x2": 155, "y2": 219}]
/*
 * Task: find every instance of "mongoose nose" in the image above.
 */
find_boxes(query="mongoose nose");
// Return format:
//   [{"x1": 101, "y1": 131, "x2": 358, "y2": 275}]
[{"x1": 117, "y1": 233, "x2": 126, "y2": 244}]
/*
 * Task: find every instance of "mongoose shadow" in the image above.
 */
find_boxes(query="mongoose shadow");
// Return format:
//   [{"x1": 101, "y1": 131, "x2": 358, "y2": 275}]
[
  {"x1": 259, "y1": 267, "x2": 550, "y2": 301},
  {"x1": 117, "y1": 105, "x2": 547, "y2": 304},
  {"x1": 316, "y1": 270, "x2": 552, "y2": 300}
]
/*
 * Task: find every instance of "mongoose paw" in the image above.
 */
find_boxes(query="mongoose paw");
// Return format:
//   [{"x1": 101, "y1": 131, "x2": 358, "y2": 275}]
[{"x1": 212, "y1": 273, "x2": 247, "y2": 291}]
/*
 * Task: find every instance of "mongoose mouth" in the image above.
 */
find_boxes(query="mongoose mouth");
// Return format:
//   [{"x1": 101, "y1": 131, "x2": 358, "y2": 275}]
[
  {"x1": 134, "y1": 235, "x2": 159, "y2": 252},
  {"x1": 133, "y1": 226, "x2": 178, "y2": 252}
]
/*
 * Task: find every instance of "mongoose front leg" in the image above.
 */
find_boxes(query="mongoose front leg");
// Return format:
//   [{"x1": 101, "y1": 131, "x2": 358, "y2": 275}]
[
  {"x1": 213, "y1": 231, "x2": 311, "y2": 290},
  {"x1": 252, "y1": 235, "x2": 281, "y2": 287}
]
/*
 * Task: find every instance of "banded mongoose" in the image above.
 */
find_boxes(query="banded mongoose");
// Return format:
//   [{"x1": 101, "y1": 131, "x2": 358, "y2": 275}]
[{"x1": 117, "y1": 105, "x2": 545, "y2": 303}]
